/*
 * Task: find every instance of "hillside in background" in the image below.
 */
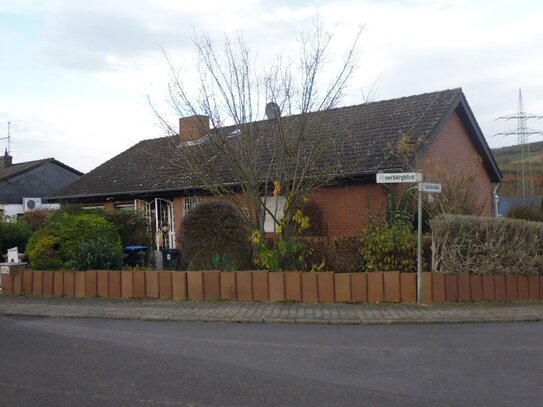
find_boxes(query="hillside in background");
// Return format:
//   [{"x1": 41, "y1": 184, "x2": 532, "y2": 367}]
[{"x1": 492, "y1": 140, "x2": 543, "y2": 196}]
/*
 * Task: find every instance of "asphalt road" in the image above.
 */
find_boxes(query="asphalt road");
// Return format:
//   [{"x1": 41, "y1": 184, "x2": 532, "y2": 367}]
[{"x1": 1, "y1": 316, "x2": 542, "y2": 407}]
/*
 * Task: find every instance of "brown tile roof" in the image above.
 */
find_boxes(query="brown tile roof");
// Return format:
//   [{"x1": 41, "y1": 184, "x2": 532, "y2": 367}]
[{"x1": 54, "y1": 88, "x2": 501, "y2": 200}]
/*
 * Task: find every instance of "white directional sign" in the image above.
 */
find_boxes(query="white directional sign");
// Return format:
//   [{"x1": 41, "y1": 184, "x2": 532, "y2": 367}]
[
  {"x1": 376, "y1": 172, "x2": 422, "y2": 183},
  {"x1": 420, "y1": 182, "x2": 442, "y2": 193}
]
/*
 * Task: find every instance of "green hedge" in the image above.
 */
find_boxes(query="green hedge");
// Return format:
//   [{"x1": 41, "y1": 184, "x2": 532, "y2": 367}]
[
  {"x1": 360, "y1": 218, "x2": 417, "y2": 273},
  {"x1": 0, "y1": 219, "x2": 32, "y2": 254},
  {"x1": 431, "y1": 214, "x2": 543, "y2": 275},
  {"x1": 506, "y1": 206, "x2": 543, "y2": 222},
  {"x1": 26, "y1": 211, "x2": 123, "y2": 270},
  {"x1": 300, "y1": 236, "x2": 363, "y2": 272},
  {"x1": 181, "y1": 201, "x2": 252, "y2": 270},
  {"x1": 104, "y1": 210, "x2": 150, "y2": 247}
]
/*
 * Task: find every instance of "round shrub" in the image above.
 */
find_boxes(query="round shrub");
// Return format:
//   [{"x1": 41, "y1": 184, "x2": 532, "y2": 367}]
[
  {"x1": 104, "y1": 210, "x2": 150, "y2": 246},
  {"x1": 360, "y1": 218, "x2": 417, "y2": 272},
  {"x1": 181, "y1": 201, "x2": 252, "y2": 270},
  {"x1": 0, "y1": 219, "x2": 32, "y2": 254},
  {"x1": 24, "y1": 230, "x2": 63, "y2": 270},
  {"x1": 26, "y1": 211, "x2": 123, "y2": 270},
  {"x1": 72, "y1": 236, "x2": 125, "y2": 270}
]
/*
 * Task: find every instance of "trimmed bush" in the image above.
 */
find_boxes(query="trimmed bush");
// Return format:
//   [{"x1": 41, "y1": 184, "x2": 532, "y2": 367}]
[
  {"x1": 300, "y1": 236, "x2": 363, "y2": 272},
  {"x1": 104, "y1": 210, "x2": 150, "y2": 246},
  {"x1": 360, "y1": 218, "x2": 417, "y2": 272},
  {"x1": 26, "y1": 211, "x2": 123, "y2": 270},
  {"x1": 72, "y1": 236, "x2": 125, "y2": 270},
  {"x1": 253, "y1": 235, "x2": 307, "y2": 271},
  {"x1": 506, "y1": 206, "x2": 543, "y2": 222},
  {"x1": 431, "y1": 214, "x2": 543, "y2": 275},
  {"x1": 0, "y1": 218, "x2": 32, "y2": 254},
  {"x1": 181, "y1": 201, "x2": 252, "y2": 270}
]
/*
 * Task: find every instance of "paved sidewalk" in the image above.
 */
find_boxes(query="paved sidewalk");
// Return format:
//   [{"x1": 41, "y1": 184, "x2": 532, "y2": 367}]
[{"x1": 1, "y1": 294, "x2": 542, "y2": 324}]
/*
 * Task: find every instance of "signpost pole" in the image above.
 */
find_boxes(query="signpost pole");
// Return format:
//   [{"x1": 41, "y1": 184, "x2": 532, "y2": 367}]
[
  {"x1": 417, "y1": 183, "x2": 423, "y2": 305},
  {"x1": 375, "y1": 172, "x2": 432, "y2": 305}
]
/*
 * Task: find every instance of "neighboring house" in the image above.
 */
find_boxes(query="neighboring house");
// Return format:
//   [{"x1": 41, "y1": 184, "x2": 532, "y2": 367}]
[
  {"x1": 54, "y1": 88, "x2": 502, "y2": 250},
  {"x1": 0, "y1": 150, "x2": 83, "y2": 219}
]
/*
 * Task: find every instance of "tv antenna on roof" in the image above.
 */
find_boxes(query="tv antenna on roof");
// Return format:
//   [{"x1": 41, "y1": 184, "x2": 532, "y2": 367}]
[{"x1": 0, "y1": 122, "x2": 11, "y2": 155}]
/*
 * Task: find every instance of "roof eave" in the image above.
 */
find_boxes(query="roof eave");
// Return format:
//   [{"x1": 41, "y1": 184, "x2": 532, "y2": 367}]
[{"x1": 455, "y1": 94, "x2": 503, "y2": 183}]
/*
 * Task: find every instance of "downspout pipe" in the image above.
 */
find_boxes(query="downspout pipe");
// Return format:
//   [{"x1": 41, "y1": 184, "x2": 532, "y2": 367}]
[{"x1": 493, "y1": 183, "x2": 500, "y2": 217}]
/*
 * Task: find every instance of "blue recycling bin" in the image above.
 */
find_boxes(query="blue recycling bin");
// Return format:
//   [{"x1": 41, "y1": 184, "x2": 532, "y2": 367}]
[{"x1": 123, "y1": 245, "x2": 148, "y2": 268}]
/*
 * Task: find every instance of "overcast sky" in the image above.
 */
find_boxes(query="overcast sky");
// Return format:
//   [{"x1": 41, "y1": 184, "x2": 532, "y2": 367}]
[{"x1": 1, "y1": 0, "x2": 542, "y2": 173}]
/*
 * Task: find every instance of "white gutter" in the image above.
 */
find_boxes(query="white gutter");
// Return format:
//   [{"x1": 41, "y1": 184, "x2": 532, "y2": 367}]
[{"x1": 493, "y1": 183, "x2": 500, "y2": 217}]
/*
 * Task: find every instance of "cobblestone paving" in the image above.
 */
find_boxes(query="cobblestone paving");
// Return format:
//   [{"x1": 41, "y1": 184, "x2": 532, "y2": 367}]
[{"x1": 1, "y1": 295, "x2": 542, "y2": 325}]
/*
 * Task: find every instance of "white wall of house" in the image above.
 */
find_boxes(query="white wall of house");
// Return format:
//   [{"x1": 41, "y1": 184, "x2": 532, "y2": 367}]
[
  {"x1": 0, "y1": 204, "x2": 23, "y2": 219},
  {"x1": 0, "y1": 203, "x2": 60, "y2": 220}
]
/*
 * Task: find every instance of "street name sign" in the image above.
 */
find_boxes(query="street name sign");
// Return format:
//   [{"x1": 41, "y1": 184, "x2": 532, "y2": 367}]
[
  {"x1": 376, "y1": 172, "x2": 422, "y2": 183},
  {"x1": 420, "y1": 182, "x2": 442, "y2": 193}
]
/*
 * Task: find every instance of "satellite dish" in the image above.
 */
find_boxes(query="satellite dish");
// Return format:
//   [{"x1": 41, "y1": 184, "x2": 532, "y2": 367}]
[{"x1": 265, "y1": 102, "x2": 281, "y2": 119}]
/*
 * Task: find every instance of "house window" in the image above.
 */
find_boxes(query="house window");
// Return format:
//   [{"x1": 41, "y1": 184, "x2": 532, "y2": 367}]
[
  {"x1": 264, "y1": 196, "x2": 286, "y2": 233},
  {"x1": 82, "y1": 205, "x2": 104, "y2": 210},
  {"x1": 183, "y1": 197, "x2": 200, "y2": 216},
  {"x1": 115, "y1": 203, "x2": 134, "y2": 211}
]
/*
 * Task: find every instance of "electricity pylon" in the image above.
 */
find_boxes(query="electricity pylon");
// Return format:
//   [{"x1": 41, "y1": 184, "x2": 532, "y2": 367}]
[{"x1": 496, "y1": 89, "x2": 543, "y2": 197}]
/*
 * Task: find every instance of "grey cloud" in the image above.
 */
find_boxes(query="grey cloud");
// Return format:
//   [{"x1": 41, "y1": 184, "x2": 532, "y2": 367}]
[{"x1": 39, "y1": 8, "x2": 194, "y2": 71}]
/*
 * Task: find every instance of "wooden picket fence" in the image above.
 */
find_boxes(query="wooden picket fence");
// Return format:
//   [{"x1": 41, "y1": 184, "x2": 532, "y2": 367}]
[{"x1": 2, "y1": 269, "x2": 542, "y2": 303}]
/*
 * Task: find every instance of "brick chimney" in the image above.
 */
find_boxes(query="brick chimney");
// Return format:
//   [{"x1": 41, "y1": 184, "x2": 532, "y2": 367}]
[
  {"x1": 179, "y1": 115, "x2": 209, "y2": 142},
  {"x1": 0, "y1": 149, "x2": 12, "y2": 169}
]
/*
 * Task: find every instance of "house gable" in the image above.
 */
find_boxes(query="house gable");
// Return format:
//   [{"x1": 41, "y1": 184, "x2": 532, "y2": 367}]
[
  {"x1": 0, "y1": 160, "x2": 82, "y2": 204},
  {"x1": 418, "y1": 111, "x2": 494, "y2": 216},
  {"x1": 413, "y1": 93, "x2": 502, "y2": 184}
]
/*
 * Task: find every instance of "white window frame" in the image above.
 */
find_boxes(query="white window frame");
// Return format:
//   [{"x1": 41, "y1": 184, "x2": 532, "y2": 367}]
[
  {"x1": 183, "y1": 196, "x2": 200, "y2": 217},
  {"x1": 82, "y1": 205, "x2": 104, "y2": 210},
  {"x1": 115, "y1": 203, "x2": 134, "y2": 211},
  {"x1": 264, "y1": 196, "x2": 286, "y2": 233}
]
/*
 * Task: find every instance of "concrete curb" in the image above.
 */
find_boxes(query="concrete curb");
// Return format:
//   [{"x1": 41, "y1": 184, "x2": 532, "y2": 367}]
[
  {"x1": 1, "y1": 295, "x2": 542, "y2": 325},
  {"x1": 1, "y1": 309, "x2": 541, "y2": 325}
]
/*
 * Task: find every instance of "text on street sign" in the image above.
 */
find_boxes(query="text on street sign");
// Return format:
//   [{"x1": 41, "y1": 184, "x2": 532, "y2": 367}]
[
  {"x1": 420, "y1": 182, "x2": 442, "y2": 193},
  {"x1": 376, "y1": 172, "x2": 422, "y2": 183}
]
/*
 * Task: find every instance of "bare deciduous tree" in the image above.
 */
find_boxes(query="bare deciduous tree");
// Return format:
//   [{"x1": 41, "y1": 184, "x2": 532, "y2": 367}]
[{"x1": 151, "y1": 20, "x2": 363, "y2": 237}]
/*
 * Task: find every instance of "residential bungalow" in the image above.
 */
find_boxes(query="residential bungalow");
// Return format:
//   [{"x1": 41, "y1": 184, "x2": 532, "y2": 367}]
[
  {"x1": 0, "y1": 151, "x2": 82, "y2": 219},
  {"x1": 54, "y1": 88, "x2": 502, "y2": 252}
]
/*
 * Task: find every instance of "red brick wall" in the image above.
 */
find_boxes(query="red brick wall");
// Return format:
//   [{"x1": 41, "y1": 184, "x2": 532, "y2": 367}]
[
  {"x1": 310, "y1": 183, "x2": 387, "y2": 237},
  {"x1": 418, "y1": 112, "x2": 494, "y2": 216},
  {"x1": 310, "y1": 111, "x2": 495, "y2": 236}
]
